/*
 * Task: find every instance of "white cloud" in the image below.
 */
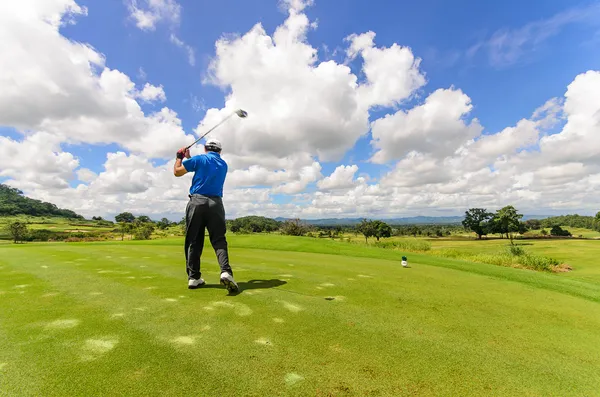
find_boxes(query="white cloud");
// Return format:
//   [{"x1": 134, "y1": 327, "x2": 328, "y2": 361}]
[
  {"x1": 76, "y1": 168, "x2": 97, "y2": 183},
  {"x1": 200, "y1": 1, "x2": 425, "y2": 195},
  {"x1": 0, "y1": 1, "x2": 192, "y2": 158},
  {"x1": 127, "y1": 0, "x2": 181, "y2": 31},
  {"x1": 346, "y1": 31, "x2": 426, "y2": 109},
  {"x1": 169, "y1": 34, "x2": 196, "y2": 66},
  {"x1": 317, "y1": 165, "x2": 359, "y2": 191},
  {"x1": 136, "y1": 83, "x2": 167, "y2": 103},
  {"x1": 0, "y1": 132, "x2": 79, "y2": 191},
  {"x1": 370, "y1": 88, "x2": 483, "y2": 163}
]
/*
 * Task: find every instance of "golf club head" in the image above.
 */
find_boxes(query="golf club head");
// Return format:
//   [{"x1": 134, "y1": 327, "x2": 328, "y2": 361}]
[{"x1": 235, "y1": 109, "x2": 248, "y2": 118}]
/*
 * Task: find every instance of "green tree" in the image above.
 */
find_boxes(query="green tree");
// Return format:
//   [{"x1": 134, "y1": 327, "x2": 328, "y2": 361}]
[
  {"x1": 525, "y1": 219, "x2": 541, "y2": 230},
  {"x1": 134, "y1": 223, "x2": 155, "y2": 240},
  {"x1": 156, "y1": 218, "x2": 172, "y2": 230},
  {"x1": 550, "y1": 225, "x2": 572, "y2": 237},
  {"x1": 372, "y1": 220, "x2": 392, "y2": 241},
  {"x1": 115, "y1": 212, "x2": 135, "y2": 223},
  {"x1": 357, "y1": 219, "x2": 376, "y2": 243},
  {"x1": 540, "y1": 229, "x2": 548, "y2": 236},
  {"x1": 462, "y1": 208, "x2": 493, "y2": 239},
  {"x1": 280, "y1": 219, "x2": 308, "y2": 236},
  {"x1": 5, "y1": 221, "x2": 28, "y2": 243},
  {"x1": 136, "y1": 215, "x2": 152, "y2": 223},
  {"x1": 493, "y1": 206, "x2": 523, "y2": 243},
  {"x1": 118, "y1": 222, "x2": 133, "y2": 241}
]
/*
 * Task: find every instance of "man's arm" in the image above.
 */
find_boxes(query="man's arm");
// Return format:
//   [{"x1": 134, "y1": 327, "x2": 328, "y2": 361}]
[{"x1": 173, "y1": 148, "x2": 191, "y2": 177}]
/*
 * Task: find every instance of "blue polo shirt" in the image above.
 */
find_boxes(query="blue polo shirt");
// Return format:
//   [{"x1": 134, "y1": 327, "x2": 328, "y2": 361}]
[{"x1": 182, "y1": 152, "x2": 228, "y2": 197}]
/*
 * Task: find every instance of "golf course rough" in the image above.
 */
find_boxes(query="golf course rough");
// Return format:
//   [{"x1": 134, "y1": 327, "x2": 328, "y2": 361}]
[{"x1": 0, "y1": 235, "x2": 599, "y2": 396}]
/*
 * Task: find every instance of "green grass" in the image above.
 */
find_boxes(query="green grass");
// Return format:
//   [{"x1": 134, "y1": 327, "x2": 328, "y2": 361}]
[{"x1": 1, "y1": 235, "x2": 600, "y2": 396}]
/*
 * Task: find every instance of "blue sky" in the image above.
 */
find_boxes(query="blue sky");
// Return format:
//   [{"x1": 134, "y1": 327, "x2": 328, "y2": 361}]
[{"x1": 1, "y1": 0, "x2": 600, "y2": 220}]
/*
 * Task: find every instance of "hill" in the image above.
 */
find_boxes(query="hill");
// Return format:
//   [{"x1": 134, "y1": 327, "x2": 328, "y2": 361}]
[{"x1": 0, "y1": 184, "x2": 83, "y2": 219}]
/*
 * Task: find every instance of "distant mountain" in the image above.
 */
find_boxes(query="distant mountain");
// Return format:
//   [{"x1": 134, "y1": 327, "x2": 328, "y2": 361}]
[{"x1": 275, "y1": 215, "x2": 554, "y2": 226}]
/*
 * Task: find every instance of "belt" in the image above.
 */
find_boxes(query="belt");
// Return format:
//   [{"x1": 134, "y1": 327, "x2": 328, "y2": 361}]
[{"x1": 189, "y1": 194, "x2": 221, "y2": 199}]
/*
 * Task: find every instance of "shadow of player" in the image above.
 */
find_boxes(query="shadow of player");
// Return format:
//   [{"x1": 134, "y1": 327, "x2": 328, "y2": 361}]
[{"x1": 203, "y1": 279, "x2": 287, "y2": 295}]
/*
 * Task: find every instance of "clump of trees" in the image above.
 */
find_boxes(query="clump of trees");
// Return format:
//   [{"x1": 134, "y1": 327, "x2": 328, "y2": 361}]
[
  {"x1": 114, "y1": 212, "x2": 159, "y2": 240},
  {"x1": 227, "y1": 216, "x2": 281, "y2": 233},
  {"x1": 0, "y1": 184, "x2": 83, "y2": 219},
  {"x1": 356, "y1": 219, "x2": 392, "y2": 243},
  {"x1": 541, "y1": 214, "x2": 599, "y2": 231},
  {"x1": 463, "y1": 206, "x2": 528, "y2": 243}
]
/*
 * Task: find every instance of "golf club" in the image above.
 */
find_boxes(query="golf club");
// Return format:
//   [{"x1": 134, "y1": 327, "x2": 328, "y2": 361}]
[{"x1": 185, "y1": 109, "x2": 248, "y2": 150}]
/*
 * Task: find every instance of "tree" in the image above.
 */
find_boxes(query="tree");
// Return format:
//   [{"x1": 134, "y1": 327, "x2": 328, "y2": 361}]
[
  {"x1": 356, "y1": 219, "x2": 376, "y2": 243},
  {"x1": 136, "y1": 215, "x2": 152, "y2": 224},
  {"x1": 134, "y1": 223, "x2": 155, "y2": 240},
  {"x1": 280, "y1": 219, "x2": 308, "y2": 236},
  {"x1": 540, "y1": 229, "x2": 548, "y2": 236},
  {"x1": 372, "y1": 220, "x2": 392, "y2": 241},
  {"x1": 550, "y1": 225, "x2": 572, "y2": 237},
  {"x1": 493, "y1": 205, "x2": 523, "y2": 243},
  {"x1": 156, "y1": 218, "x2": 172, "y2": 230},
  {"x1": 5, "y1": 221, "x2": 28, "y2": 243},
  {"x1": 525, "y1": 219, "x2": 541, "y2": 230},
  {"x1": 92, "y1": 216, "x2": 104, "y2": 221},
  {"x1": 462, "y1": 208, "x2": 493, "y2": 239},
  {"x1": 115, "y1": 212, "x2": 135, "y2": 223},
  {"x1": 118, "y1": 222, "x2": 133, "y2": 241}
]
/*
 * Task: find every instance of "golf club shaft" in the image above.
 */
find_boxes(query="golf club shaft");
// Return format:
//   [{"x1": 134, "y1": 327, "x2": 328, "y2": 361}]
[{"x1": 185, "y1": 112, "x2": 236, "y2": 150}]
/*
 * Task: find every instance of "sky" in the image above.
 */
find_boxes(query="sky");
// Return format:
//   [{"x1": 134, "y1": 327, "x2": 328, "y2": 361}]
[{"x1": 1, "y1": 0, "x2": 600, "y2": 221}]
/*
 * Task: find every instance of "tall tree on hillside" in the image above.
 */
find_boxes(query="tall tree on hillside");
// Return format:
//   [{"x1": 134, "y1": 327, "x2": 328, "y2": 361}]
[
  {"x1": 115, "y1": 212, "x2": 135, "y2": 223},
  {"x1": 5, "y1": 221, "x2": 28, "y2": 243},
  {"x1": 493, "y1": 205, "x2": 524, "y2": 243},
  {"x1": 462, "y1": 208, "x2": 493, "y2": 239}
]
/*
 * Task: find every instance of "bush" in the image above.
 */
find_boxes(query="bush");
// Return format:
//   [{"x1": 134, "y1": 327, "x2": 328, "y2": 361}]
[
  {"x1": 133, "y1": 224, "x2": 155, "y2": 240},
  {"x1": 507, "y1": 245, "x2": 526, "y2": 256}
]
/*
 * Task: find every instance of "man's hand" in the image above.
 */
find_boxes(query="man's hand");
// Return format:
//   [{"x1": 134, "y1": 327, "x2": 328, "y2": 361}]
[{"x1": 174, "y1": 147, "x2": 189, "y2": 177}]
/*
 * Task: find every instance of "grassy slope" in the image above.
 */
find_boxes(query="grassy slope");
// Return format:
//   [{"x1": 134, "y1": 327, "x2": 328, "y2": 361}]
[{"x1": 1, "y1": 236, "x2": 600, "y2": 396}]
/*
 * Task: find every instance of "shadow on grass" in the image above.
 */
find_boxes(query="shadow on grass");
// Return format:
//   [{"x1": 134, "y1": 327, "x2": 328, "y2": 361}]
[{"x1": 202, "y1": 279, "x2": 287, "y2": 295}]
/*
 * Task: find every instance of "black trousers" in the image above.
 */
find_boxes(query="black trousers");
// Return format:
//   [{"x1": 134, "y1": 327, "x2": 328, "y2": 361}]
[{"x1": 184, "y1": 194, "x2": 232, "y2": 280}]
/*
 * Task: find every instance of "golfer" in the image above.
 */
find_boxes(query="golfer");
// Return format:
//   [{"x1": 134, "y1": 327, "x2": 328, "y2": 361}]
[{"x1": 173, "y1": 139, "x2": 238, "y2": 293}]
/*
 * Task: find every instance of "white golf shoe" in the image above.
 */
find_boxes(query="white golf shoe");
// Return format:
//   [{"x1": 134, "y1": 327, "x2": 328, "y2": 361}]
[
  {"x1": 220, "y1": 272, "x2": 239, "y2": 293},
  {"x1": 188, "y1": 278, "x2": 205, "y2": 289}
]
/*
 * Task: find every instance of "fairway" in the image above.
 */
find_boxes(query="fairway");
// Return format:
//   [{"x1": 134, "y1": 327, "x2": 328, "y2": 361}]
[{"x1": 2, "y1": 236, "x2": 600, "y2": 396}]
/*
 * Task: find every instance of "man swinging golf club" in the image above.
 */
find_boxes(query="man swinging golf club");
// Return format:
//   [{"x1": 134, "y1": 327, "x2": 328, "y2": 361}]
[{"x1": 173, "y1": 138, "x2": 238, "y2": 293}]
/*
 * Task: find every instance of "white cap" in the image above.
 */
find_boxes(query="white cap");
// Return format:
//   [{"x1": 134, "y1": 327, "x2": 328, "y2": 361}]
[{"x1": 205, "y1": 138, "x2": 222, "y2": 151}]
